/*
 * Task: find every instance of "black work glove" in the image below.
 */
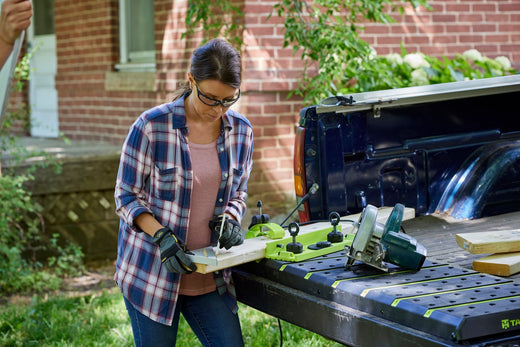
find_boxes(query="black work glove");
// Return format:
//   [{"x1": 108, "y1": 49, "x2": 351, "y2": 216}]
[
  {"x1": 153, "y1": 228, "x2": 197, "y2": 274},
  {"x1": 209, "y1": 215, "x2": 244, "y2": 250}
]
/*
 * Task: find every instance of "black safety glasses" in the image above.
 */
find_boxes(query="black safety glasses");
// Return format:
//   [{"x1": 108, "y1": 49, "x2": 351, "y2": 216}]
[{"x1": 194, "y1": 81, "x2": 240, "y2": 108}]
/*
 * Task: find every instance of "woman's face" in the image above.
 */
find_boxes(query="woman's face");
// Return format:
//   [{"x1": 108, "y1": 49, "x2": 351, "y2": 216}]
[{"x1": 187, "y1": 74, "x2": 240, "y2": 123}]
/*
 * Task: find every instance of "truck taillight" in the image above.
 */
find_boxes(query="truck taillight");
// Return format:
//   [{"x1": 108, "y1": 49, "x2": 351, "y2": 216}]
[{"x1": 294, "y1": 126, "x2": 311, "y2": 222}]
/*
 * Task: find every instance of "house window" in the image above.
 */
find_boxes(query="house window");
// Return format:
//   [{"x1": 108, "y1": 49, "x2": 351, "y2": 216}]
[
  {"x1": 34, "y1": 0, "x2": 54, "y2": 35},
  {"x1": 117, "y1": 0, "x2": 155, "y2": 72}
]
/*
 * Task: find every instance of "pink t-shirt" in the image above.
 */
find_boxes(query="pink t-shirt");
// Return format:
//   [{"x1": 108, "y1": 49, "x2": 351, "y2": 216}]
[{"x1": 179, "y1": 140, "x2": 220, "y2": 296}]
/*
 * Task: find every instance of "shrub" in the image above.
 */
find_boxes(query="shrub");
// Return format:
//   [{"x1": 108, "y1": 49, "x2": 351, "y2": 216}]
[
  {"x1": 334, "y1": 48, "x2": 518, "y2": 95},
  {"x1": 0, "y1": 52, "x2": 85, "y2": 296},
  {"x1": 0, "y1": 173, "x2": 86, "y2": 295}
]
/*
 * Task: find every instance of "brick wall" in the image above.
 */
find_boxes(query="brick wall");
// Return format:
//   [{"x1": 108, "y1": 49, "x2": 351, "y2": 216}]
[
  {"x1": 54, "y1": 0, "x2": 153, "y2": 141},
  {"x1": 361, "y1": 1, "x2": 520, "y2": 62},
  {"x1": 32, "y1": 0, "x2": 520, "y2": 216}
]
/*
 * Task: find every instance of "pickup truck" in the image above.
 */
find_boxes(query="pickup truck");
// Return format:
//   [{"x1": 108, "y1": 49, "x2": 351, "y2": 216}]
[
  {"x1": 293, "y1": 74, "x2": 520, "y2": 222},
  {"x1": 234, "y1": 75, "x2": 520, "y2": 346}
]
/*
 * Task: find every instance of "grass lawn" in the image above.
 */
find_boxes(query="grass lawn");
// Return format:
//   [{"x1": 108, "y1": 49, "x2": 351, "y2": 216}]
[{"x1": 0, "y1": 286, "x2": 343, "y2": 346}]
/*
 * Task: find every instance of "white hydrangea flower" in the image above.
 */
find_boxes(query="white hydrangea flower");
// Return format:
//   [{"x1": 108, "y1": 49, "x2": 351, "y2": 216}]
[
  {"x1": 385, "y1": 53, "x2": 403, "y2": 65},
  {"x1": 404, "y1": 53, "x2": 430, "y2": 69},
  {"x1": 368, "y1": 48, "x2": 378, "y2": 60},
  {"x1": 495, "y1": 56, "x2": 512, "y2": 70},
  {"x1": 462, "y1": 49, "x2": 483, "y2": 62},
  {"x1": 487, "y1": 58, "x2": 503, "y2": 72},
  {"x1": 411, "y1": 69, "x2": 429, "y2": 86},
  {"x1": 353, "y1": 57, "x2": 363, "y2": 65}
]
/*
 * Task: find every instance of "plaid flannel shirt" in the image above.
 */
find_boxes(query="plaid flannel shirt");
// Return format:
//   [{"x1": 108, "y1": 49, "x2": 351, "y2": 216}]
[{"x1": 114, "y1": 95, "x2": 253, "y2": 325}]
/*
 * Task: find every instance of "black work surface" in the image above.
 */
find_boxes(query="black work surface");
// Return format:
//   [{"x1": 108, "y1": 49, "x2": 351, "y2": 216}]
[{"x1": 233, "y1": 211, "x2": 520, "y2": 347}]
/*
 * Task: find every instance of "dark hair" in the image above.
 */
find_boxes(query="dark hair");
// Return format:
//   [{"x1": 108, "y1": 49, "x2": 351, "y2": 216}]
[{"x1": 173, "y1": 39, "x2": 242, "y2": 100}]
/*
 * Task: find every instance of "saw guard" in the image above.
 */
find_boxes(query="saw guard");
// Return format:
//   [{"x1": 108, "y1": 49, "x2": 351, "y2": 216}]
[
  {"x1": 351, "y1": 205, "x2": 378, "y2": 253},
  {"x1": 346, "y1": 204, "x2": 406, "y2": 271}
]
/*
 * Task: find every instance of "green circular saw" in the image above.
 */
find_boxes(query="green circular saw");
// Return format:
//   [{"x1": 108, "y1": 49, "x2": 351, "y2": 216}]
[{"x1": 345, "y1": 204, "x2": 427, "y2": 272}]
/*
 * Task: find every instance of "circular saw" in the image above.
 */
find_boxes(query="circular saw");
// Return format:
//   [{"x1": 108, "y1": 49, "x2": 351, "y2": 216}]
[{"x1": 345, "y1": 203, "x2": 427, "y2": 272}]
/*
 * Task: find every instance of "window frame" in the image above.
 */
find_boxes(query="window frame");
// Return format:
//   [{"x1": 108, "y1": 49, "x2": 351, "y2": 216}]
[{"x1": 116, "y1": 0, "x2": 155, "y2": 72}]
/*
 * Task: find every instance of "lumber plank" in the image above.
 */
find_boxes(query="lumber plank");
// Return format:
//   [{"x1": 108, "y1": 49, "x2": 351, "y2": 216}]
[
  {"x1": 473, "y1": 252, "x2": 520, "y2": 276},
  {"x1": 455, "y1": 230, "x2": 520, "y2": 254},
  {"x1": 192, "y1": 206, "x2": 415, "y2": 274}
]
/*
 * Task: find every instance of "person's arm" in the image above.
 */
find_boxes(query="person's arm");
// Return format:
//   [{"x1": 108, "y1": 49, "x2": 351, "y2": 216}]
[
  {"x1": 115, "y1": 118, "x2": 197, "y2": 273},
  {"x1": 136, "y1": 209, "x2": 197, "y2": 274},
  {"x1": 134, "y1": 212, "x2": 164, "y2": 237},
  {"x1": 0, "y1": 0, "x2": 32, "y2": 68},
  {"x1": 114, "y1": 118, "x2": 156, "y2": 232},
  {"x1": 209, "y1": 125, "x2": 254, "y2": 250},
  {"x1": 225, "y1": 128, "x2": 254, "y2": 224}
]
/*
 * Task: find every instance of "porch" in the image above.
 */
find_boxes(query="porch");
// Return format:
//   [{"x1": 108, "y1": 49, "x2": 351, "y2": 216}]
[{"x1": 1, "y1": 137, "x2": 122, "y2": 261}]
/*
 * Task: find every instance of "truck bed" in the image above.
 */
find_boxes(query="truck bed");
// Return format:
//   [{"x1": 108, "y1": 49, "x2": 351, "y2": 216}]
[
  {"x1": 402, "y1": 211, "x2": 520, "y2": 281},
  {"x1": 233, "y1": 211, "x2": 520, "y2": 346}
]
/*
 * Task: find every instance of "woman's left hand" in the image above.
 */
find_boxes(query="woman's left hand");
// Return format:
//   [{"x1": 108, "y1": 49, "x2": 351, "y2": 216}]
[{"x1": 209, "y1": 215, "x2": 244, "y2": 250}]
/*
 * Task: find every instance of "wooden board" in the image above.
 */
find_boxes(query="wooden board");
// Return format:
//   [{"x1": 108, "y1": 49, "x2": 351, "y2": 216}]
[
  {"x1": 455, "y1": 229, "x2": 520, "y2": 254},
  {"x1": 473, "y1": 252, "x2": 520, "y2": 276},
  {"x1": 192, "y1": 206, "x2": 415, "y2": 274}
]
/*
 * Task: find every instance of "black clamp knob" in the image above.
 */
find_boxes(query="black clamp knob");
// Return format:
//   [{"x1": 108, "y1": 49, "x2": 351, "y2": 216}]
[
  {"x1": 327, "y1": 211, "x2": 343, "y2": 243},
  {"x1": 286, "y1": 222, "x2": 303, "y2": 254},
  {"x1": 248, "y1": 200, "x2": 270, "y2": 229}
]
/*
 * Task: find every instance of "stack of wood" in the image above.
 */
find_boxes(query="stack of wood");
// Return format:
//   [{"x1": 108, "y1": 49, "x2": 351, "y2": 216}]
[{"x1": 455, "y1": 230, "x2": 520, "y2": 276}]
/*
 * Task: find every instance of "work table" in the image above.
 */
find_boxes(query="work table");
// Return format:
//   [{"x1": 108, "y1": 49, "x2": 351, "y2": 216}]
[{"x1": 233, "y1": 211, "x2": 520, "y2": 346}]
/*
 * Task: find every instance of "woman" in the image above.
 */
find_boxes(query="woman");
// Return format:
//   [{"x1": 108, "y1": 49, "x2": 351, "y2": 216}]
[{"x1": 114, "y1": 38, "x2": 253, "y2": 346}]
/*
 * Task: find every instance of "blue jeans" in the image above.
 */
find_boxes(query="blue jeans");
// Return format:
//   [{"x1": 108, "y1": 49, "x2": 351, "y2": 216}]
[{"x1": 124, "y1": 291, "x2": 244, "y2": 347}]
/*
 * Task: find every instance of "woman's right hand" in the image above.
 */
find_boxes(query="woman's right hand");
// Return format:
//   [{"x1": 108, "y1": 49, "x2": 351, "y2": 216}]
[{"x1": 153, "y1": 228, "x2": 197, "y2": 274}]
